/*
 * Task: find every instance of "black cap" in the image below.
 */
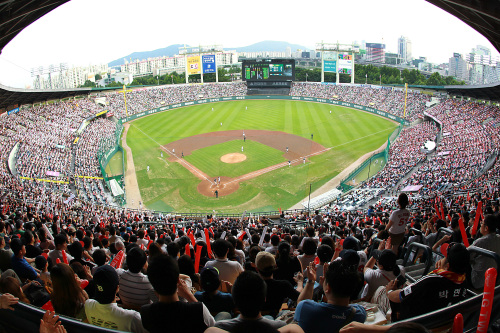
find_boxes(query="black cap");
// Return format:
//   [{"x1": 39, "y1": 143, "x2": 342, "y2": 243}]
[{"x1": 93, "y1": 265, "x2": 119, "y2": 304}]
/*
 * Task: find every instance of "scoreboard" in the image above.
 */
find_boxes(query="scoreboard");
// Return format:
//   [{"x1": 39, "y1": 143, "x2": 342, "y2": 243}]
[{"x1": 242, "y1": 59, "x2": 295, "y2": 82}]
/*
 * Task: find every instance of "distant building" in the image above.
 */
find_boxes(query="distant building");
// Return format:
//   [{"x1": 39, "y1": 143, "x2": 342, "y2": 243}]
[
  {"x1": 448, "y1": 53, "x2": 469, "y2": 83},
  {"x1": 398, "y1": 36, "x2": 412, "y2": 64},
  {"x1": 466, "y1": 45, "x2": 500, "y2": 84},
  {"x1": 366, "y1": 43, "x2": 385, "y2": 63}
]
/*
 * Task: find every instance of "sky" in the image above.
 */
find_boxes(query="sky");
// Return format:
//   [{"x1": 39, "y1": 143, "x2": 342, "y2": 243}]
[{"x1": 0, "y1": 0, "x2": 499, "y2": 88}]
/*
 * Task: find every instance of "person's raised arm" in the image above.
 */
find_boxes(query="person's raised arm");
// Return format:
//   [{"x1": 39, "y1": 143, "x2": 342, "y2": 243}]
[{"x1": 297, "y1": 262, "x2": 318, "y2": 303}]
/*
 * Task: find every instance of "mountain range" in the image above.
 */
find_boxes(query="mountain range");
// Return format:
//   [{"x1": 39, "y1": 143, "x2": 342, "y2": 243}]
[{"x1": 108, "y1": 41, "x2": 312, "y2": 67}]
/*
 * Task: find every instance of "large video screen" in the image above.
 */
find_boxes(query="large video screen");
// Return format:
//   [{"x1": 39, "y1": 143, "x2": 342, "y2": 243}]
[{"x1": 242, "y1": 59, "x2": 295, "y2": 82}]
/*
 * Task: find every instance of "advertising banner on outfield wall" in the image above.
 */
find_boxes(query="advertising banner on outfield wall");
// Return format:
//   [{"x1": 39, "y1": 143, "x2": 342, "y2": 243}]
[
  {"x1": 202, "y1": 55, "x2": 216, "y2": 74},
  {"x1": 187, "y1": 56, "x2": 201, "y2": 75}
]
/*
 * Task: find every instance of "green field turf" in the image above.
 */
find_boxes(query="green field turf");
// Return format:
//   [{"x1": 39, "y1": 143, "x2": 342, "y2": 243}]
[
  {"x1": 125, "y1": 100, "x2": 398, "y2": 213},
  {"x1": 184, "y1": 140, "x2": 286, "y2": 178},
  {"x1": 345, "y1": 156, "x2": 386, "y2": 186}
]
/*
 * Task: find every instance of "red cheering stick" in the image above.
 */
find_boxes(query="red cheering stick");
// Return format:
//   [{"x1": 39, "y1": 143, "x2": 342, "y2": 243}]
[
  {"x1": 194, "y1": 245, "x2": 202, "y2": 274},
  {"x1": 185, "y1": 243, "x2": 191, "y2": 258},
  {"x1": 238, "y1": 231, "x2": 246, "y2": 241},
  {"x1": 56, "y1": 258, "x2": 61, "y2": 264},
  {"x1": 42, "y1": 300, "x2": 54, "y2": 312},
  {"x1": 172, "y1": 224, "x2": 176, "y2": 235},
  {"x1": 471, "y1": 201, "x2": 483, "y2": 237},
  {"x1": 188, "y1": 232, "x2": 196, "y2": 248},
  {"x1": 204, "y1": 228, "x2": 213, "y2": 259},
  {"x1": 452, "y1": 313, "x2": 463, "y2": 333},
  {"x1": 458, "y1": 214, "x2": 470, "y2": 248},
  {"x1": 477, "y1": 268, "x2": 497, "y2": 332},
  {"x1": 314, "y1": 256, "x2": 320, "y2": 265},
  {"x1": 61, "y1": 250, "x2": 69, "y2": 264},
  {"x1": 110, "y1": 250, "x2": 125, "y2": 269},
  {"x1": 440, "y1": 201, "x2": 445, "y2": 221},
  {"x1": 435, "y1": 202, "x2": 441, "y2": 219},
  {"x1": 80, "y1": 279, "x2": 89, "y2": 289}
]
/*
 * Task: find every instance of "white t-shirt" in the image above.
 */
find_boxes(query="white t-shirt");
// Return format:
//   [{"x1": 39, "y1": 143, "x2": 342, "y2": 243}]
[
  {"x1": 85, "y1": 300, "x2": 147, "y2": 333},
  {"x1": 362, "y1": 266, "x2": 405, "y2": 299},
  {"x1": 389, "y1": 208, "x2": 410, "y2": 234},
  {"x1": 204, "y1": 258, "x2": 243, "y2": 284}
]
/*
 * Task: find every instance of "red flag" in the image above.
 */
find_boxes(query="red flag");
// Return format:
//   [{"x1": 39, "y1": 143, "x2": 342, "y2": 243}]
[
  {"x1": 471, "y1": 201, "x2": 483, "y2": 236},
  {"x1": 194, "y1": 245, "x2": 202, "y2": 274},
  {"x1": 61, "y1": 250, "x2": 69, "y2": 264},
  {"x1": 185, "y1": 244, "x2": 191, "y2": 258},
  {"x1": 110, "y1": 250, "x2": 125, "y2": 269},
  {"x1": 205, "y1": 229, "x2": 213, "y2": 259},
  {"x1": 458, "y1": 214, "x2": 470, "y2": 247}
]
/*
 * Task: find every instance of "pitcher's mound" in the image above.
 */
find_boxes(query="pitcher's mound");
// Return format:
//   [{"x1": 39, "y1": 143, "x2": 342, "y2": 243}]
[{"x1": 221, "y1": 153, "x2": 246, "y2": 163}]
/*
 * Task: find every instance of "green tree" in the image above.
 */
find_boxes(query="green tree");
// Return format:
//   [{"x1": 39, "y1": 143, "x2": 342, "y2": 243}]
[
  {"x1": 95, "y1": 74, "x2": 102, "y2": 81},
  {"x1": 80, "y1": 80, "x2": 95, "y2": 88}
]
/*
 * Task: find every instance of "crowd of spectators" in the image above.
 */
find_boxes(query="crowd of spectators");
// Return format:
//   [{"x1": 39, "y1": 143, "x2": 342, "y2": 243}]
[
  {"x1": 105, "y1": 83, "x2": 247, "y2": 119},
  {"x1": 395, "y1": 99, "x2": 500, "y2": 196},
  {"x1": 290, "y1": 82, "x2": 431, "y2": 121},
  {"x1": 0, "y1": 187, "x2": 498, "y2": 333}
]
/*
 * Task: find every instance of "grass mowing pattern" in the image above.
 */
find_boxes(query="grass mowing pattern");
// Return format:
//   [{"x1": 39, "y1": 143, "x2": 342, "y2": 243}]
[
  {"x1": 126, "y1": 100, "x2": 397, "y2": 213},
  {"x1": 184, "y1": 140, "x2": 287, "y2": 178}
]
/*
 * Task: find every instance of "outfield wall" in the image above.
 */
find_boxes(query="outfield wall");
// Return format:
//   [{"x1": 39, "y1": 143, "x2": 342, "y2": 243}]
[{"x1": 119, "y1": 95, "x2": 410, "y2": 126}]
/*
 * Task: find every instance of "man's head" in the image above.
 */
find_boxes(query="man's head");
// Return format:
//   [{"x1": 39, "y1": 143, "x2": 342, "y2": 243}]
[
  {"x1": 10, "y1": 238, "x2": 24, "y2": 257},
  {"x1": 54, "y1": 234, "x2": 68, "y2": 250},
  {"x1": 126, "y1": 247, "x2": 147, "y2": 273},
  {"x1": 270, "y1": 235, "x2": 280, "y2": 247},
  {"x1": 147, "y1": 254, "x2": 179, "y2": 296},
  {"x1": 324, "y1": 259, "x2": 360, "y2": 299},
  {"x1": 212, "y1": 239, "x2": 230, "y2": 259},
  {"x1": 447, "y1": 243, "x2": 470, "y2": 274},
  {"x1": 480, "y1": 214, "x2": 497, "y2": 236},
  {"x1": 317, "y1": 244, "x2": 333, "y2": 264},
  {"x1": 200, "y1": 266, "x2": 221, "y2": 292},
  {"x1": 232, "y1": 271, "x2": 267, "y2": 318},
  {"x1": 93, "y1": 265, "x2": 119, "y2": 304},
  {"x1": 255, "y1": 251, "x2": 276, "y2": 278}
]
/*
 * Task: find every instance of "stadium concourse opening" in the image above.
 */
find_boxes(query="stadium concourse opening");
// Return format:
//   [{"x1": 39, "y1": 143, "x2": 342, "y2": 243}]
[{"x1": 163, "y1": 129, "x2": 327, "y2": 197}]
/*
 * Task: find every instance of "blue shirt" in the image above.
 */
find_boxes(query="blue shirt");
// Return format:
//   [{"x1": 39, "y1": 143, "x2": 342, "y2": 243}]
[
  {"x1": 194, "y1": 290, "x2": 234, "y2": 316},
  {"x1": 11, "y1": 255, "x2": 37, "y2": 280},
  {"x1": 294, "y1": 300, "x2": 366, "y2": 333}
]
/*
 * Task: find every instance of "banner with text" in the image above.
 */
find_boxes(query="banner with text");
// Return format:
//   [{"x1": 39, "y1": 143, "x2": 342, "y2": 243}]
[
  {"x1": 202, "y1": 55, "x2": 216, "y2": 74},
  {"x1": 187, "y1": 56, "x2": 201, "y2": 75},
  {"x1": 323, "y1": 60, "x2": 337, "y2": 73}
]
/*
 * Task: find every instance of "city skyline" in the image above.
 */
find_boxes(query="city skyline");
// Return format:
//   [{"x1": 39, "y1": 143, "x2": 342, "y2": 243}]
[{"x1": 1, "y1": 0, "x2": 499, "y2": 88}]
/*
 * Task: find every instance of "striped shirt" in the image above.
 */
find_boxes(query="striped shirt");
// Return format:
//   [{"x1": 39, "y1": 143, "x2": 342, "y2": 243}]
[{"x1": 117, "y1": 270, "x2": 157, "y2": 310}]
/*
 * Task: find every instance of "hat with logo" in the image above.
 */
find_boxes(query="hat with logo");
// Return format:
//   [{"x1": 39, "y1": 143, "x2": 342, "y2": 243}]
[{"x1": 93, "y1": 265, "x2": 119, "y2": 304}]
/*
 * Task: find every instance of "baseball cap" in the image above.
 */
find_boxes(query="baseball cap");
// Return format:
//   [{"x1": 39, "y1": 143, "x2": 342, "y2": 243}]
[
  {"x1": 255, "y1": 251, "x2": 277, "y2": 272},
  {"x1": 342, "y1": 236, "x2": 359, "y2": 251},
  {"x1": 200, "y1": 266, "x2": 220, "y2": 292},
  {"x1": 93, "y1": 265, "x2": 119, "y2": 304},
  {"x1": 339, "y1": 249, "x2": 360, "y2": 268}
]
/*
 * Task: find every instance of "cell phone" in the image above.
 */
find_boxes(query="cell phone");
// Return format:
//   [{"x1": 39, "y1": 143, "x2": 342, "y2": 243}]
[{"x1": 396, "y1": 274, "x2": 407, "y2": 288}]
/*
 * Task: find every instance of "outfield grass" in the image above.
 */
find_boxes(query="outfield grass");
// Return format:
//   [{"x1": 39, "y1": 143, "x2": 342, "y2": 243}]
[
  {"x1": 184, "y1": 140, "x2": 286, "y2": 178},
  {"x1": 126, "y1": 100, "x2": 397, "y2": 213}
]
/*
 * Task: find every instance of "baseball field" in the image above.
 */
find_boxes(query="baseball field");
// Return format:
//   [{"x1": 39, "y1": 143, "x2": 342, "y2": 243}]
[{"x1": 124, "y1": 99, "x2": 398, "y2": 213}]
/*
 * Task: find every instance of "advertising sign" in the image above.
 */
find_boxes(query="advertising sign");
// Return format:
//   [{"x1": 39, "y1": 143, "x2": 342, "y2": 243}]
[
  {"x1": 338, "y1": 54, "x2": 352, "y2": 74},
  {"x1": 202, "y1": 55, "x2": 216, "y2": 74},
  {"x1": 323, "y1": 60, "x2": 337, "y2": 73},
  {"x1": 7, "y1": 107, "x2": 19, "y2": 115},
  {"x1": 187, "y1": 56, "x2": 201, "y2": 75}
]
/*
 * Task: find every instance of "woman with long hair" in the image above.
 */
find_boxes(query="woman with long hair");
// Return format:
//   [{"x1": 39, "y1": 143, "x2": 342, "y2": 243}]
[
  {"x1": 0, "y1": 276, "x2": 30, "y2": 304},
  {"x1": 274, "y1": 241, "x2": 302, "y2": 286},
  {"x1": 50, "y1": 263, "x2": 88, "y2": 320}
]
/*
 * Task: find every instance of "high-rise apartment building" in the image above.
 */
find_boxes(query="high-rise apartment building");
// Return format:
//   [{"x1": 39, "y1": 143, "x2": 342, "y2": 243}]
[
  {"x1": 398, "y1": 36, "x2": 412, "y2": 64},
  {"x1": 448, "y1": 53, "x2": 469, "y2": 83}
]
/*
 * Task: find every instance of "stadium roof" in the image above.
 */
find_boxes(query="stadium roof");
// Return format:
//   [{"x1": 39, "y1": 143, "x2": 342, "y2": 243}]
[
  {"x1": 0, "y1": 83, "x2": 92, "y2": 110},
  {"x1": 442, "y1": 82, "x2": 500, "y2": 101},
  {"x1": 0, "y1": 0, "x2": 70, "y2": 55}
]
